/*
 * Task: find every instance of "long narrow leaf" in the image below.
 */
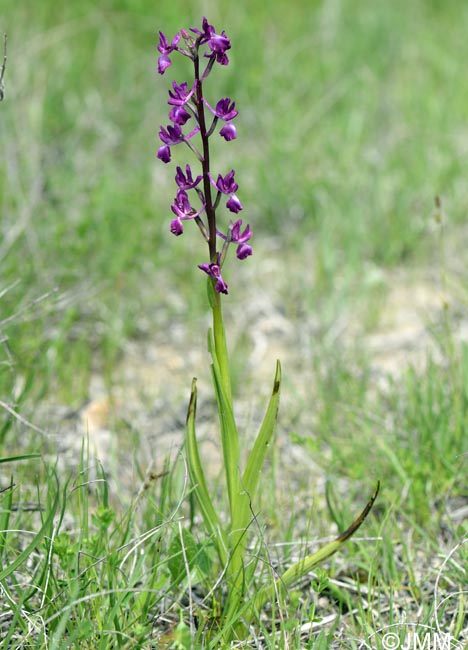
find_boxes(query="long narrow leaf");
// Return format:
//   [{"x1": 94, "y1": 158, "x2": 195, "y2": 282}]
[
  {"x1": 185, "y1": 377, "x2": 227, "y2": 565},
  {"x1": 235, "y1": 361, "x2": 281, "y2": 534},
  {"x1": 207, "y1": 329, "x2": 248, "y2": 591},
  {"x1": 251, "y1": 481, "x2": 380, "y2": 615}
]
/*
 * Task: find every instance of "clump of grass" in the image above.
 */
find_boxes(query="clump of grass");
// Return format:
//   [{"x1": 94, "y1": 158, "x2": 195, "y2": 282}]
[{"x1": 0, "y1": 449, "x2": 185, "y2": 648}]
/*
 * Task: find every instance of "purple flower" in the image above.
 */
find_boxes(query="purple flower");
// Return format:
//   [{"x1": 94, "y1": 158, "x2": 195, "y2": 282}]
[
  {"x1": 231, "y1": 220, "x2": 252, "y2": 242},
  {"x1": 157, "y1": 31, "x2": 180, "y2": 75},
  {"x1": 218, "y1": 219, "x2": 252, "y2": 259},
  {"x1": 215, "y1": 170, "x2": 238, "y2": 195},
  {"x1": 198, "y1": 256, "x2": 229, "y2": 294},
  {"x1": 213, "y1": 98, "x2": 238, "y2": 121},
  {"x1": 220, "y1": 123, "x2": 237, "y2": 141},
  {"x1": 169, "y1": 105, "x2": 191, "y2": 125},
  {"x1": 168, "y1": 81, "x2": 195, "y2": 106},
  {"x1": 157, "y1": 145, "x2": 171, "y2": 163},
  {"x1": 175, "y1": 165, "x2": 202, "y2": 190},
  {"x1": 171, "y1": 189, "x2": 196, "y2": 218},
  {"x1": 208, "y1": 33, "x2": 231, "y2": 57},
  {"x1": 169, "y1": 189, "x2": 206, "y2": 235},
  {"x1": 226, "y1": 194, "x2": 243, "y2": 213},
  {"x1": 159, "y1": 124, "x2": 184, "y2": 145},
  {"x1": 191, "y1": 18, "x2": 231, "y2": 65}
]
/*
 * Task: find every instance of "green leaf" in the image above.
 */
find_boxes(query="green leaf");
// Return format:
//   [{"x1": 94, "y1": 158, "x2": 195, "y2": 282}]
[
  {"x1": 251, "y1": 482, "x2": 380, "y2": 615},
  {"x1": 234, "y1": 361, "x2": 281, "y2": 534},
  {"x1": 185, "y1": 378, "x2": 227, "y2": 565}
]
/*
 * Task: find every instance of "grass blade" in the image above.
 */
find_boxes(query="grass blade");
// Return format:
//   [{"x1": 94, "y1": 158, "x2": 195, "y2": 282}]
[
  {"x1": 235, "y1": 360, "x2": 281, "y2": 534},
  {"x1": 0, "y1": 471, "x2": 60, "y2": 582},
  {"x1": 0, "y1": 453, "x2": 41, "y2": 464}
]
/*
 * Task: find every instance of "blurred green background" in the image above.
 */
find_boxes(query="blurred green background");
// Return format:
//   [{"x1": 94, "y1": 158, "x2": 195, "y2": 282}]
[{"x1": 1, "y1": 0, "x2": 468, "y2": 405}]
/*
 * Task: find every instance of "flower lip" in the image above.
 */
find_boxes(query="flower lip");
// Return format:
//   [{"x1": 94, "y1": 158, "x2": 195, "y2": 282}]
[
  {"x1": 220, "y1": 123, "x2": 237, "y2": 141},
  {"x1": 169, "y1": 105, "x2": 191, "y2": 125},
  {"x1": 157, "y1": 145, "x2": 171, "y2": 163},
  {"x1": 226, "y1": 194, "x2": 243, "y2": 213},
  {"x1": 236, "y1": 243, "x2": 252, "y2": 260},
  {"x1": 170, "y1": 217, "x2": 184, "y2": 236},
  {"x1": 158, "y1": 54, "x2": 172, "y2": 75}
]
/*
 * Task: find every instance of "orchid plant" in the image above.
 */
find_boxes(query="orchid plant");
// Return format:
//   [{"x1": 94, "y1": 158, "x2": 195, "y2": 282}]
[{"x1": 156, "y1": 18, "x2": 379, "y2": 640}]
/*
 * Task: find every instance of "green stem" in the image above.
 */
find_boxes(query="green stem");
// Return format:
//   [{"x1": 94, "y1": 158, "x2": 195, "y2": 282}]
[
  {"x1": 208, "y1": 283, "x2": 247, "y2": 617},
  {"x1": 212, "y1": 288, "x2": 232, "y2": 402}
]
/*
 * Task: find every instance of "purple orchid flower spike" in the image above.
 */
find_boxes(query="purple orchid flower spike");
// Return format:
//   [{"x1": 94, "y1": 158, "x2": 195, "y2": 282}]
[
  {"x1": 157, "y1": 31, "x2": 180, "y2": 75},
  {"x1": 198, "y1": 255, "x2": 229, "y2": 294},
  {"x1": 157, "y1": 17, "x2": 251, "y2": 294}
]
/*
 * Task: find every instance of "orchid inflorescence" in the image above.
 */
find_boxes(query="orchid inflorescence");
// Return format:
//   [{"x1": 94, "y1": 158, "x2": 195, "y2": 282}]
[{"x1": 157, "y1": 17, "x2": 252, "y2": 295}]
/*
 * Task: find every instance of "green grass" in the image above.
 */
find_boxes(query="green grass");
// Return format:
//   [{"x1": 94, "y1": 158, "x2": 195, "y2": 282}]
[{"x1": 1, "y1": 0, "x2": 468, "y2": 646}]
